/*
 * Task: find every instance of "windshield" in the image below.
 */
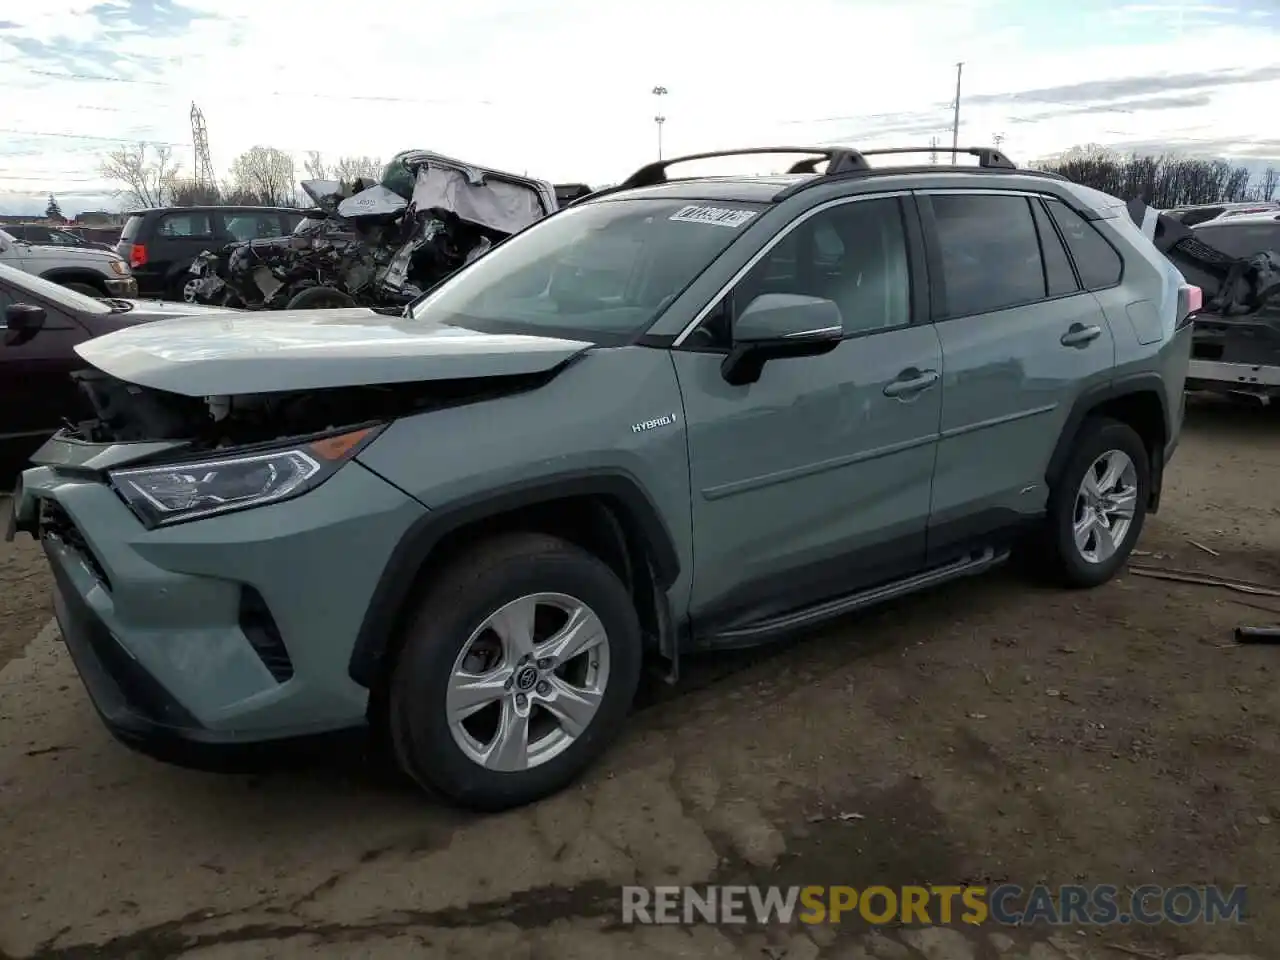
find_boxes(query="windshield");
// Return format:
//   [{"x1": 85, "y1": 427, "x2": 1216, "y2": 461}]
[
  {"x1": 0, "y1": 261, "x2": 111, "y2": 315},
  {"x1": 408, "y1": 197, "x2": 767, "y2": 340}
]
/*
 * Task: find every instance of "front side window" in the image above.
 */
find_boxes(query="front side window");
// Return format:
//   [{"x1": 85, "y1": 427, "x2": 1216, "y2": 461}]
[
  {"x1": 409, "y1": 198, "x2": 767, "y2": 341},
  {"x1": 931, "y1": 194, "x2": 1045, "y2": 319}
]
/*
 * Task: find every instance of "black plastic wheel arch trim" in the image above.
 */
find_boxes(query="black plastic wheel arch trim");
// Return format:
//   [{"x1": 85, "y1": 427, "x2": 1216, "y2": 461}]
[
  {"x1": 1044, "y1": 374, "x2": 1170, "y2": 491},
  {"x1": 347, "y1": 470, "x2": 683, "y2": 688}
]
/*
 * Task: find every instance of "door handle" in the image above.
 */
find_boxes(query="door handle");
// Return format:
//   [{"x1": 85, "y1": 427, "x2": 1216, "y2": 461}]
[
  {"x1": 883, "y1": 368, "x2": 940, "y2": 398},
  {"x1": 1060, "y1": 323, "x2": 1103, "y2": 347}
]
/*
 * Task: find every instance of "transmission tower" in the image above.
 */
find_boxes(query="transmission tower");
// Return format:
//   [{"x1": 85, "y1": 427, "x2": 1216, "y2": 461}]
[
  {"x1": 190, "y1": 102, "x2": 216, "y2": 191},
  {"x1": 929, "y1": 136, "x2": 939, "y2": 165}
]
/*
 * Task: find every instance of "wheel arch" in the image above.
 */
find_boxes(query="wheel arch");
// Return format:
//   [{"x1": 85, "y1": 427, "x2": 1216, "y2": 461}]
[
  {"x1": 348, "y1": 471, "x2": 682, "y2": 694},
  {"x1": 1046, "y1": 374, "x2": 1170, "y2": 511},
  {"x1": 38, "y1": 268, "x2": 108, "y2": 292}
]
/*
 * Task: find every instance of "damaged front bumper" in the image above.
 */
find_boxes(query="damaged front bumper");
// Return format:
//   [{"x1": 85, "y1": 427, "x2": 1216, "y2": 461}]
[
  {"x1": 1187, "y1": 311, "x2": 1280, "y2": 399},
  {"x1": 10, "y1": 431, "x2": 427, "y2": 765}
]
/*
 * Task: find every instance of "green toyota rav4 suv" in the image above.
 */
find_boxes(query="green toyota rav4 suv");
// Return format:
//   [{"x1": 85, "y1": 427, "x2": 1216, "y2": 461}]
[{"x1": 9, "y1": 146, "x2": 1196, "y2": 811}]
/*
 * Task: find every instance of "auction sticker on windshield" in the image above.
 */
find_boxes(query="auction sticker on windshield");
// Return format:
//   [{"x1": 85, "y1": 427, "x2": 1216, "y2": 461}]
[{"x1": 669, "y1": 204, "x2": 758, "y2": 228}]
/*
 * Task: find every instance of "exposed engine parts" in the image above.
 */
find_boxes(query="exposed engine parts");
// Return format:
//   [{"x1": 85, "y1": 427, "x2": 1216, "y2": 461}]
[
  {"x1": 1126, "y1": 200, "x2": 1280, "y2": 316},
  {"x1": 189, "y1": 151, "x2": 560, "y2": 312}
]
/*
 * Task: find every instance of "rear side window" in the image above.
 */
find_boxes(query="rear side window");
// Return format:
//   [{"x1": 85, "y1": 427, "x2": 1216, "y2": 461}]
[
  {"x1": 1045, "y1": 199, "x2": 1122, "y2": 290},
  {"x1": 1030, "y1": 200, "x2": 1079, "y2": 297},
  {"x1": 931, "y1": 194, "x2": 1045, "y2": 318},
  {"x1": 157, "y1": 212, "x2": 214, "y2": 238},
  {"x1": 1193, "y1": 223, "x2": 1280, "y2": 260},
  {"x1": 223, "y1": 213, "x2": 285, "y2": 242},
  {"x1": 119, "y1": 215, "x2": 144, "y2": 241}
]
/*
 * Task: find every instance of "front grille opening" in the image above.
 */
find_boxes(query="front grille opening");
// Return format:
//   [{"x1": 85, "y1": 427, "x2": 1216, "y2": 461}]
[
  {"x1": 238, "y1": 586, "x2": 294, "y2": 683},
  {"x1": 40, "y1": 499, "x2": 111, "y2": 590}
]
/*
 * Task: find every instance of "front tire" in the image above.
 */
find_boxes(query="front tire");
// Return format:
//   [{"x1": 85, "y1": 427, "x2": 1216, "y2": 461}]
[
  {"x1": 389, "y1": 534, "x2": 643, "y2": 811},
  {"x1": 1044, "y1": 417, "x2": 1150, "y2": 588}
]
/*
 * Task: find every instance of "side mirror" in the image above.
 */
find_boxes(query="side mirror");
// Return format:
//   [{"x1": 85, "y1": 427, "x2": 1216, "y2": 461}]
[
  {"x1": 722, "y1": 293, "x2": 844, "y2": 385},
  {"x1": 4, "y1": 303, "x2": 47, "y2": 347}
]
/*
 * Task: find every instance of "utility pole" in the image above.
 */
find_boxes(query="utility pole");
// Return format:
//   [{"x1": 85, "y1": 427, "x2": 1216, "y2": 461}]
[
  {"x1": 652, "y1": 85, "x2": 668, "y2": 161},
  {"x1": 951, "y1": 62, "x2": 964, "y2": 165}
]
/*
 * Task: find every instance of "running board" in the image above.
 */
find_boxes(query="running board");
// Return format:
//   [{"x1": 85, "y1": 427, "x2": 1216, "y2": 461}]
[{"x1": 703, "y1": 547, "x2": 1009, "y2": 648}]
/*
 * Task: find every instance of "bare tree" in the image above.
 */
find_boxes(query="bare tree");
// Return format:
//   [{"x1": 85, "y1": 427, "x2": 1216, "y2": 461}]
[
  {"x1": 1036, "y1": 147, "x2": 1265, "y2": 207},
  {"x1": 303, "y1": 150, "x2": 329, "y2": 180},
  {"x1": 99, "y1": 143, "x2": 181, "y2": 208},
  {"x1": 1251, "y1": 167, "x2": 1279, "y2": 202},
  {"x1": 168, "y1": 178, "x2": 221, "y2": 206},
  {"x1": 229, "y1": 146, "x2": 299, "y2": 206},
  {"x1": 332, "y1": 155, "x2": 383, "y2": 185}
]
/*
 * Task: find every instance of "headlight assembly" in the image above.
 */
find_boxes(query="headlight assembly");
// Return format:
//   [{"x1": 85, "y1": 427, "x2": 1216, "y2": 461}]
[
  {"x1": 109, "y1": 259, "x2": 131, "y2": 276},
  {"x1": 108, "y1": 425, "x2": 382, "y2": 528}
]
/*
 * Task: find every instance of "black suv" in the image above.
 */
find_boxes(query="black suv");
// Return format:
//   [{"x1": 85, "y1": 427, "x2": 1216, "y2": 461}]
[{"x1": 116, "y1": 206, "x2": 306, "y2": 299}]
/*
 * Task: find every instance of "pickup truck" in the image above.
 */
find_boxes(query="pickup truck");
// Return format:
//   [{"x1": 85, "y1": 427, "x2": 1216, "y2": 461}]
[{"x1": 0, "y1": 228, "x2": 137, "y2": 298}]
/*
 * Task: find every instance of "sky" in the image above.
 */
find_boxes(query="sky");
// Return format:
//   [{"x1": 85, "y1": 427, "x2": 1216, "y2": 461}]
[{"x1": 2, "y1": 0, "x2": 1280, "y2": 216}]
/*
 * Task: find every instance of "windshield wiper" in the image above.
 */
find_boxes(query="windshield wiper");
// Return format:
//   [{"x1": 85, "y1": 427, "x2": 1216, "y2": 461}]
[{"x1": 102, "y1": 298, "x2": 135, "y2": 313}]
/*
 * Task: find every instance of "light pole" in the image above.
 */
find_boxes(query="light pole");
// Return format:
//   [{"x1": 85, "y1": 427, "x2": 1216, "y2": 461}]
[{"x1": 652, "y1": 85, "x2": 668, "y2": 160}]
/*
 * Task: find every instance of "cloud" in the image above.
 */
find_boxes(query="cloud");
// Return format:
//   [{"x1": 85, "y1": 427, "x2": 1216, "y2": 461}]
[{"x1": 1, "y1": 0, "x2": 1279, "y2": 216}]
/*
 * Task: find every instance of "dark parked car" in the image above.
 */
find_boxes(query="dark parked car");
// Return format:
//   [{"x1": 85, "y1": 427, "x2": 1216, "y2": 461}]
[
  {"x1": 0, "y1": 262, "x2": 232, "y2": 481},
  {"x1": 1178, "y1": 212, "x2": 1280, "y2": 402},
  {"x1": 6, "y1": 224, "x2": 115, "y2": 251},
  {"x1": 116, "y1": 206, "x2": 306, "y2": 300}
]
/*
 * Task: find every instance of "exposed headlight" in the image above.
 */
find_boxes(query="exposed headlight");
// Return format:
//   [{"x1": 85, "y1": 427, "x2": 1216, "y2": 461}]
[
  {"x1": 108, "y1": 426, "x2": 382, "y2": 528},
  {"x1": 109, "y1": 259, "x2": 130, "y2": 276}
]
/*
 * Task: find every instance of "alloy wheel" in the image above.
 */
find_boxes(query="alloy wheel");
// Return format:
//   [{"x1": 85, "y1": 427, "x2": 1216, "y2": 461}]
[
  {"x1": 445, "y1": 593, "x2": 610, "y2": 772},
  {"x1": 1072, "y1": 449, "x2": 1139, "y2": 564}
]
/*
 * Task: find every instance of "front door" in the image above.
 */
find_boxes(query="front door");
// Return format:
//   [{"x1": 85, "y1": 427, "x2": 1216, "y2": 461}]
[{"x1": 670, "y1": 194, "x2": 943, "y2": 636}]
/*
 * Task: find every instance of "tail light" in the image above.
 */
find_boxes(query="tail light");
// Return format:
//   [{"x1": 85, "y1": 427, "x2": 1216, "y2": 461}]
[
  {"x1": 128, "y1": 243, "x2": 147, "y2": 268},
  {"x1": 1176, "y1": 284, "x2": 1202, "y2": 328}
]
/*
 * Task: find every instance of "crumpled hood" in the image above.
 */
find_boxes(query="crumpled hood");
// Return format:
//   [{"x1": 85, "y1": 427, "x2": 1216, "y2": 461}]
[{"x1": 74, "y1": 307, "x2": 593, "y2": 397}]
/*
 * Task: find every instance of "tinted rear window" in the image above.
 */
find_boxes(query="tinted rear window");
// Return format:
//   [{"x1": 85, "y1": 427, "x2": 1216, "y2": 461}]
[
  {"x1": 119, "y1": 215, "x2": 144, "y2": 241},
  {"x1": 1045, "y1": 198, "x2": 1123, "y2": 290}
]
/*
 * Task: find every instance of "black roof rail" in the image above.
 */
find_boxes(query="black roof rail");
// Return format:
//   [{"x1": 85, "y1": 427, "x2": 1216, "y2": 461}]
[
  {"x1": 615, "y1": 146, "x2": 872, "y2": 190},
  {"x1": 856, "y1": 145, "x2": 1017, "y2": 169}
]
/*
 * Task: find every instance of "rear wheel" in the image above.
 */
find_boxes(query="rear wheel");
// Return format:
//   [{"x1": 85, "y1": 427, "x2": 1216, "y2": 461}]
[
  {"x1": 389, "y1": 534, "x2": 643, "y2": 811},
  {"x1": 1043, "y1": 417, "x2": 1150, "y2": 588}
]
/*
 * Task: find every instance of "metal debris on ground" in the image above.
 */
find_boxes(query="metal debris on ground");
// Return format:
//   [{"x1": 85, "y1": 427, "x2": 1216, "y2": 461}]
[
  {"x1": 1127, "y1": 564, "x2": 1280, "y2": 597},
  {"x1": 1234, "y1": 625, "x2": 1280, "y2": 643},
  {"x1": 188, "y1": 150, "x2": 559, "y2": 312},
  {"x1": 1188, "y1": 539, "x2": 1221, "y2": 557}
]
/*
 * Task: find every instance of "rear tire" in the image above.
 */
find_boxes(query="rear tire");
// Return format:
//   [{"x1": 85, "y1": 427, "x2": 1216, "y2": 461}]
[
  {"x1": 62, "y1": 282, "x2": 103, "y2": 298},
  {"x1": 1043, "y1": 417, "x2": 1150, "y2": 588},
  {"x1": 388, "y1": 533, "x2": 643, "y2": 811}
]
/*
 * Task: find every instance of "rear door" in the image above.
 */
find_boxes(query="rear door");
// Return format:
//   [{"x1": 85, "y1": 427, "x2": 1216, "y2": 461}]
[
  {"x1": 672, "y1": 193, "x2": 943, "y2": 635},
  {"x1": 918, "y1": 190, "x2": 1115, "y2": 562}
]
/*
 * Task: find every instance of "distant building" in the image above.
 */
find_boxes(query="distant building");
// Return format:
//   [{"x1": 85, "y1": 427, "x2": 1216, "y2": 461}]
[{"x1": 73, "y1": 210, "x2": 123, "y2": 226}]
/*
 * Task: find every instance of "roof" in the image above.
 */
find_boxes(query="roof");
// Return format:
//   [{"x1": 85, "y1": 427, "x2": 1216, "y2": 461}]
[{"x1": 593, "y1": 175, "x2": 818, "y2": 204}]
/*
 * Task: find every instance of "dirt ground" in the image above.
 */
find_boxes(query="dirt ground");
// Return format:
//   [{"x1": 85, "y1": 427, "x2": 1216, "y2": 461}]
[{"x1": 1, "y1": 398, "x2": 1277, "y2": 960}]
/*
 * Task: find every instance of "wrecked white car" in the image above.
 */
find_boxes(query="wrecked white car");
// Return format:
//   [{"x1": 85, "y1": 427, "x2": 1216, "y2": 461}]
[{"x1": 189, "y1": 151, "x2": 559, "y2": 311}]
